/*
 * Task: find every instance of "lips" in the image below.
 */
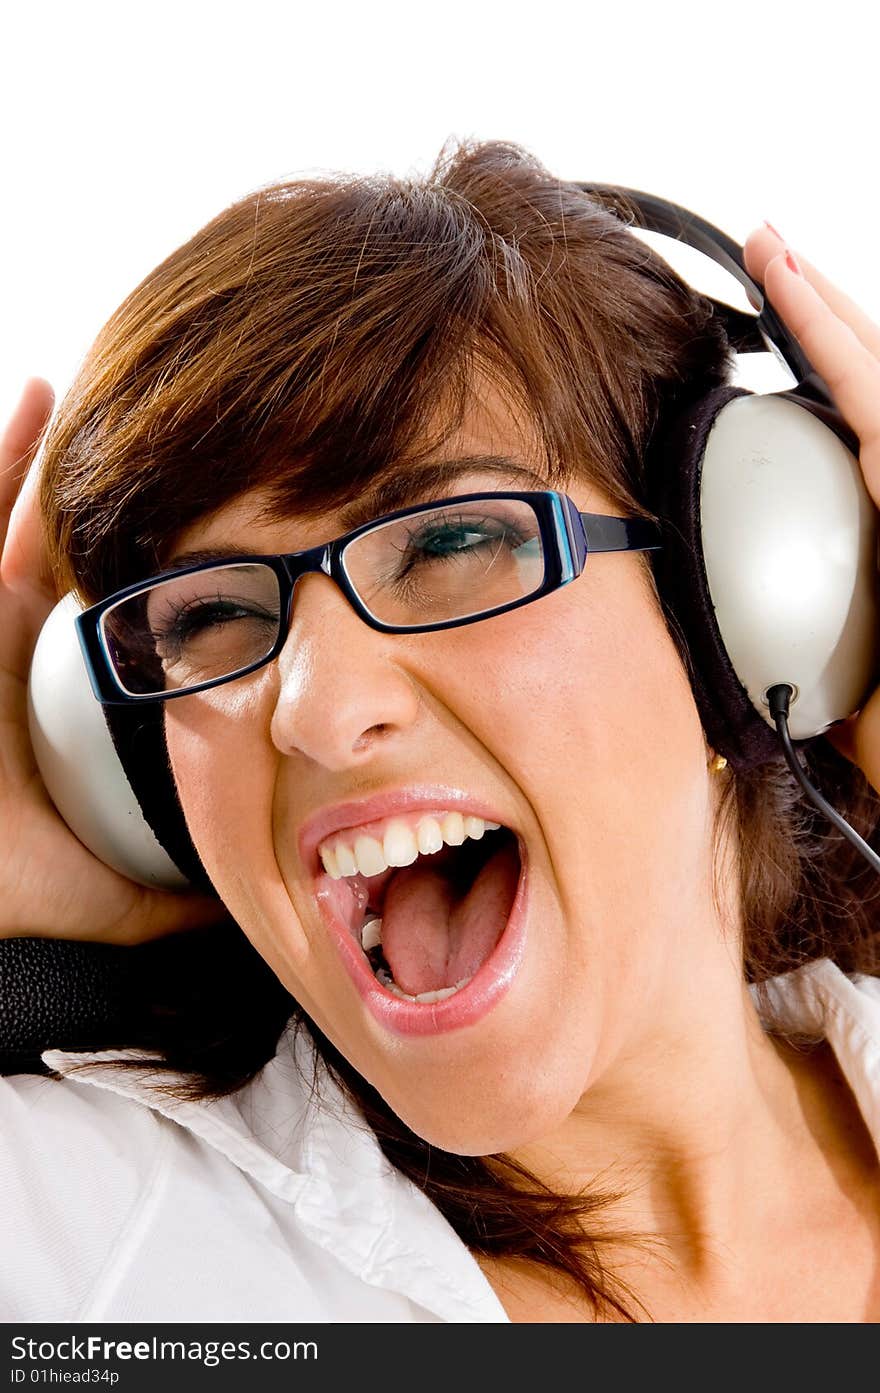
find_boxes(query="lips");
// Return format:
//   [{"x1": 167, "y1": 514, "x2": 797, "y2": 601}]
[
  {"x1": 298, "y1": 784, "x2": 530, "y2": 1035},
  {"x1": 312, "y1": 827, "x2": 529, "y2": 1037}
]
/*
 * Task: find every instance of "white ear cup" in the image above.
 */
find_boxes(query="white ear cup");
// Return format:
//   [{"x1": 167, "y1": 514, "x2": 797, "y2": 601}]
[
  {"x1": 26, "y1": 593, "x2": 189, "y2": 890},
  {"x1": 700, "y1": 394, "x2": 880, "y2": 739}
]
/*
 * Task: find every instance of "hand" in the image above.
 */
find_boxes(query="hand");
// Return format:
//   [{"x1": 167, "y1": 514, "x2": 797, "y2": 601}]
[
  {"x1": 743, "y1": 225, "x2": 880, "y2": 797},
  {"x1": 0, "y1": 379, "x2": 226, "y2": 943}
]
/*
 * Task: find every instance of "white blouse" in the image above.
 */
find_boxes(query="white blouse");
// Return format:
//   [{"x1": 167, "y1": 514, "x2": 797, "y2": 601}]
[{"x1": 1, "y1": 958, "x2": 878, "y2": 1323}]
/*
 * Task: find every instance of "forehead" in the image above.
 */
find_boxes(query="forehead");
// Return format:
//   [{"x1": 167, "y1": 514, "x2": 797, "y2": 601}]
[{"x1": 168, "y1": 376, "x2": 608, "y2": 560}]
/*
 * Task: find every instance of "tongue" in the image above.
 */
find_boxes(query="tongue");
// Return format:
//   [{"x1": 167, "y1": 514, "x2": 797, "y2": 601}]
[{"x1": 380, "y1": 837, "x2": 520, "y2": 997}]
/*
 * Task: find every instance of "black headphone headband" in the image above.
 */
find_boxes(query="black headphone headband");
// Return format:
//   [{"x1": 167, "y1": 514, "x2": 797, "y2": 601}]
[{"x1": 578, "y1": 184, "x2": 859, "y2": 457}]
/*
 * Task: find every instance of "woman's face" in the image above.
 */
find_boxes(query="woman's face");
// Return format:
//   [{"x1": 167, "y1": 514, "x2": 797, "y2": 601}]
[{"x1": 164, "y1": 385, "x2": 729, "y2": 1155}]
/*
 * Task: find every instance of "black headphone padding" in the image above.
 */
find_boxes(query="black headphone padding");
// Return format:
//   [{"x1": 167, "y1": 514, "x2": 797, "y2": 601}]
[{"x1": 102, "y1": 702, "x2": 212, "y2": 890}]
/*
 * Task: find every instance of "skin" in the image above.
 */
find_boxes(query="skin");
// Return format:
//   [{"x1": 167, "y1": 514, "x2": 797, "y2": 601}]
[{"x1": 3, "y1": 223, "x2": 880, "y2": 1319}]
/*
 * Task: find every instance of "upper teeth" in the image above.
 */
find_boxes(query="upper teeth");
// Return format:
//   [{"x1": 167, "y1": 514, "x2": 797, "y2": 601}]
[{"x1": 318, "y1": 811, "x2": 501, "y2": 880}]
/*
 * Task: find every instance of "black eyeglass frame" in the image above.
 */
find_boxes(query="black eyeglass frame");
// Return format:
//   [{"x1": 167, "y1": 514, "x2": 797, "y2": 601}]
[{"x1": 75, "y1": 489, "x2": 662, "y2": 705}]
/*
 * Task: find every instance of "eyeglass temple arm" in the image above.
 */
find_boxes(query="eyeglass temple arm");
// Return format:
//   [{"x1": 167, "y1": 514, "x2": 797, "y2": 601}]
[{"x1": 578, "y1": 513, "x2": 662, "y2": 556}]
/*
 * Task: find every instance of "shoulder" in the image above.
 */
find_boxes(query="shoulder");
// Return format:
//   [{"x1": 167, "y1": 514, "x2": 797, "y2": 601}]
[
  {"x1": 849, "y1": 972, "x2": 880, "y2": 1007},
  {"x1": 1, "y1": 1058, "x2": 162, "y2": 1127},
  {"x1": 757, "y1": 961, "x2": 880, "y2": 1142},
  {"x1": 0, "y1": 1069, "x2": 165, "y2": 1321},
  {"x1": 0, "y1": 1065, "x2": 165, "y2": 1182},
  {"x1": 0, "y1": 1060, "x2": 441, "y2": 1323},
  {"x1": 757, "y1": 959, "x2": 880, "y2": 1036},
  {"x1": 0, "y1": 1065, "x2": 164, "y2": 1174}
]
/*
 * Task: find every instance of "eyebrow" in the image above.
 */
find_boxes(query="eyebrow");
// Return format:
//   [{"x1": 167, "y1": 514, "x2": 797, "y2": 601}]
[
  {"x1": 167, "y1": 455, "x2": 549, "y2": 570},
  {"x1": 336, "y1": 455, "x2": 548, "y2": 531}
]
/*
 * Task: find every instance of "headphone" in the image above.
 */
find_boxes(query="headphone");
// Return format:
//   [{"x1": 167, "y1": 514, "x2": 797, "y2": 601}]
[{"x1": 26, "y1": 187, "x2": 880, "y2": 891}]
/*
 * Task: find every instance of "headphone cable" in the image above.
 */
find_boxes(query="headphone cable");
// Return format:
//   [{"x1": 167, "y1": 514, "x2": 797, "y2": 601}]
[{"x1": 766, "y1": 683, "x2": 880, "y2": 875}]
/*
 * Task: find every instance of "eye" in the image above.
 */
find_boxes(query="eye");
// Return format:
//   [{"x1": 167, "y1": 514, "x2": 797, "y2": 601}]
[
  {"x1": 418, "y1": 524, "x2": 501, "y2": 553},
  {"x1": 154, "y1": 596, "x2": 272, "y2": 641},
  {"x1": 152, "y1": 595, "x2": 276, "y2": 642},
  {"x1": 397, "y1": 515, "x2": 527, "y2": 571}
]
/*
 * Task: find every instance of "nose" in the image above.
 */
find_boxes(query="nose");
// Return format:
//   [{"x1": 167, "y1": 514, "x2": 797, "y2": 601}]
[{"x1": 269, "y1": 571, "x2": 422, "y2": 770}]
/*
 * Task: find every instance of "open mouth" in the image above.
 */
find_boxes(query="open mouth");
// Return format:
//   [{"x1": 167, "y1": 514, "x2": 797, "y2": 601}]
[{"x1": 315, "y1": 823, "x2": 523, "y2": 1005}]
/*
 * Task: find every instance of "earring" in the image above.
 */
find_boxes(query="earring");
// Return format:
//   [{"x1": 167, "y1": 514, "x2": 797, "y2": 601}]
[{"x1": 708, "y1": 752, "x2": 728, "y2": 773}]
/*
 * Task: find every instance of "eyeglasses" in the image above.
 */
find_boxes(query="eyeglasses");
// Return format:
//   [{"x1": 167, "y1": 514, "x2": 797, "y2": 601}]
[{"x1": 75, "y1": 490, "x2": 662, "y2": 705}]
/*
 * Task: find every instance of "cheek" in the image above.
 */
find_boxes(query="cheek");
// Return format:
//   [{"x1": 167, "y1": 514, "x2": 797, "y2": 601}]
[
  {"x1": 163, "y1": 679, "x2": 295, "y2": 939},
  {"x1": 458, "y1": 561, "x2": 704, "y2": 772},
  {"x1": 456, "y1": 564, "x2": 711, "y2": 953},
  {"x1": 166, "y1": 688, "x2": 332, "y2": 1008}
]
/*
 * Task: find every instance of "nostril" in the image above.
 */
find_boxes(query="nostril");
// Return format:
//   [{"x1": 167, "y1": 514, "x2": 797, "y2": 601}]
[{"x1": 353, "y1": 723, "x2": 390, "y2": 751}]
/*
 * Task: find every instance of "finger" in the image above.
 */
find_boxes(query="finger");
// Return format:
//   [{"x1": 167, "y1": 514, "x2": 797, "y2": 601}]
[
  {"x1": 852, "y1": 683, "x2": 880, "y2": 796},
  {"x1": 823, "y1": 713, "x2": 860, "y2": 764},
  {"x1": 743, "y1": 225, "x2": 880, "y2": 361},
  {"x1": 0, "y1": 379, "x2": 55, "y2": 560},
  {"x1": 0, "y1": 378, "x2": 55, "y2": 485},
  {"x1": 2, "y1": 454, "x2": 59, "y2": 605},
  {"x1": 106, "y1": 889, "x2": 229, "y2": 948},
  {"x1": 761, "y1": 250, "x2": 880, "y2": 476},
  {"x1": 1, "y1": 386, "x2": 58, "y2": 604}
]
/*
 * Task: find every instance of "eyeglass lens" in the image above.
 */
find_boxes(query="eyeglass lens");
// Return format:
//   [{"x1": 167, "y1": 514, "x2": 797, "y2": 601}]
[{"x1": 100, "y1": 497, "x2": 547, "y2": 696}]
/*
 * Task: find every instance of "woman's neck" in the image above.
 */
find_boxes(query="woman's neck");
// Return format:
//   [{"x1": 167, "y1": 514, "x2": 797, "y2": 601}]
[{"x1": 491, "y1": 970, "x2": 880, "y2": 1317}]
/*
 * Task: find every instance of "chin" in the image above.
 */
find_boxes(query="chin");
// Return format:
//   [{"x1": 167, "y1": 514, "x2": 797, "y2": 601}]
[{"x1": 376, "y1": 1061, "x2": 585, "y2": 1159}]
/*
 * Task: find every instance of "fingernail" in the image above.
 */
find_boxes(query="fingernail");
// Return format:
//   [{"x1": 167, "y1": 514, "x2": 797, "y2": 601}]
[
  {"x1": 784, "y1": 248, "x2": 803, "y2": 278},
  {"x1": 763, "y1": 220, "x2": 785, "y2": 240}
]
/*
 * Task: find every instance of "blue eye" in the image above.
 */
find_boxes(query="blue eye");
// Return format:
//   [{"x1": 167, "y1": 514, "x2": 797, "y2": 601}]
[
  {"x1": 400, "y1": 516, "x2": 526, "y2": 569},
  {"x1": 413, "y1": 524, "x2": 501, "y2": 556}
]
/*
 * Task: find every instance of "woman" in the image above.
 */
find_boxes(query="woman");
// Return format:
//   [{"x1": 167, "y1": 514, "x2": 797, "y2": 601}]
[{"x1": 2, "y1": 141, "x2": 880, "y2": 1323}]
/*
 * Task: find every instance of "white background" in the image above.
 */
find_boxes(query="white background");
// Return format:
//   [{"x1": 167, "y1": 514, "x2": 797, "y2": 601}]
[{"x1": 2, "y1": 0, "x2": 876, "y2": 427}]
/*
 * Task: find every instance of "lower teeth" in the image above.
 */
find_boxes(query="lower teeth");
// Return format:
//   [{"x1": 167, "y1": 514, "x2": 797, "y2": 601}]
[
  {"x1": 362, "y1": 914, "x2": 473, "y2": 1002},
  {"x1": 374, "y1": 967, "x2": 473, "y2": 1003}
]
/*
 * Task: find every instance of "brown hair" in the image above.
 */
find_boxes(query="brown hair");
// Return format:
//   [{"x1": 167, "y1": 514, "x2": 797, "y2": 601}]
[{"x1": 38, "y1": 139, "x2": 880, "y2": 1321}]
